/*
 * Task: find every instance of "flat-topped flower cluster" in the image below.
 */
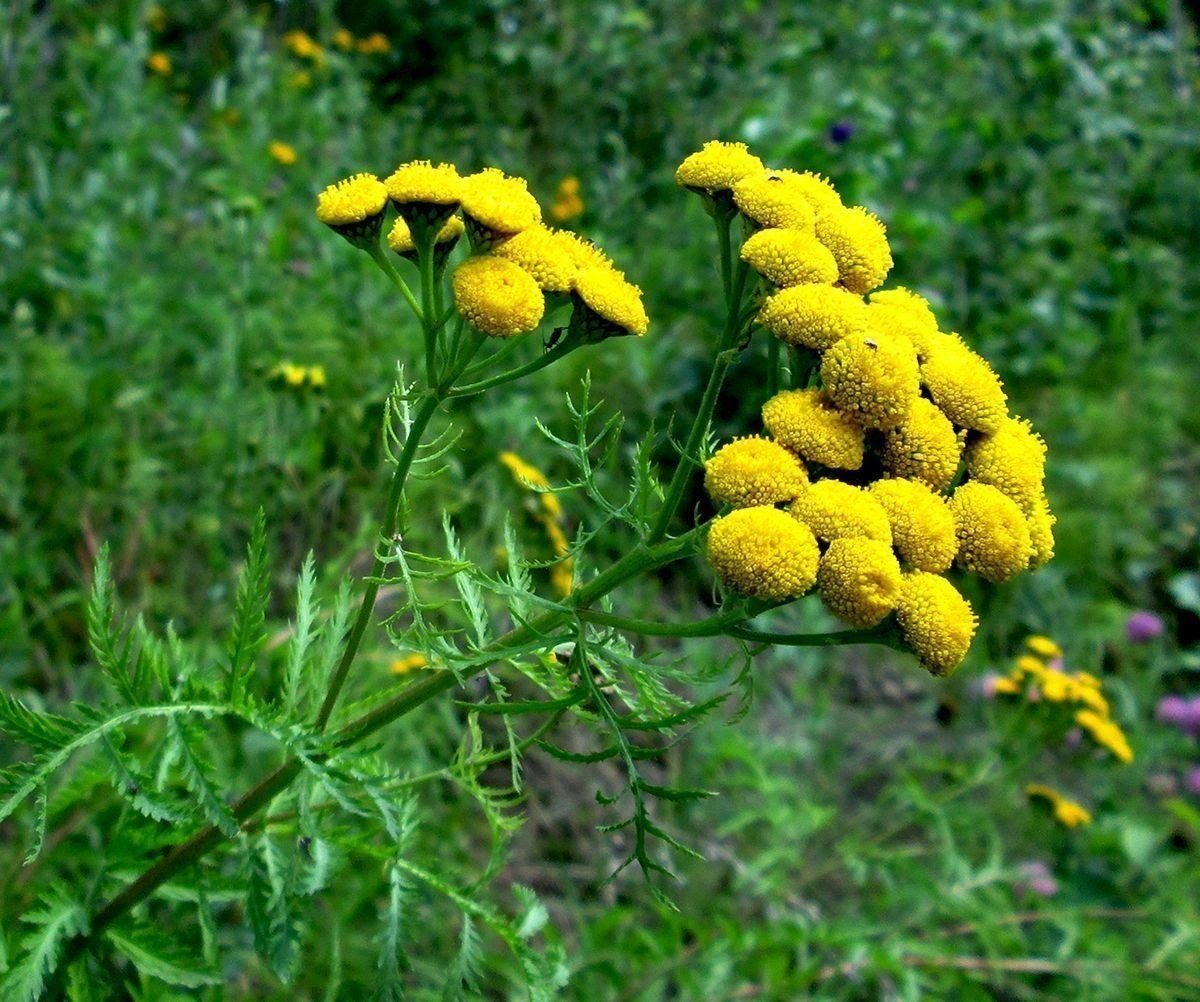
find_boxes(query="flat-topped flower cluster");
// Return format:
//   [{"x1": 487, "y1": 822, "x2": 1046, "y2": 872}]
[
  {"x1": 314, "y1": 164, "x2": 648, "y2": 341},
  {"x1": 681, "y1": 141, "x2": 1055, "y2": 676}
]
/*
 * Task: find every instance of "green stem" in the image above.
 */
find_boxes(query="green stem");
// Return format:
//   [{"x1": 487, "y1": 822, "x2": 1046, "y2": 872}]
[
  {"x1": 450, "y1": 338, "x2": 583, "y2": 397},
  {"x1": 574, "y1": 606, "x2": 744, "y2": 638},
  {"x1": 728, "y1": 623, "x2": 903, "y2": 649},
  {"x1": 313, "y1": 390, "x2": 443, "y2": 731},
  {"x1": 716, "y1": 212, "x2": 733, "y2": 304},
  {"x1": 367, "y1": 244, "x2": 422, "y2": 322},
  {"x1": 419, "y1": 236, "x2": 438, "y2": 385},
  {"x1": 647, "y1": 258, "x2": 751, "y2": 543}
]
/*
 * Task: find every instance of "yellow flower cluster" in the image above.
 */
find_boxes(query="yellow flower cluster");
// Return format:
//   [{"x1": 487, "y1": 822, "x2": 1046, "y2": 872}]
[
  {"x1": 550, "y1": 176, "x2": 584, "y2": 222},
  {"x1": 994, "y1": 636, "x2": 1133, "y2": 763},
  {"x1": 317, "y1": 161, "x2": 649, "y2": 339},
  {"x1": 269, "y1": 362, "x2": 326, "y2": 390},
  {"x1": 500, "y1": 452, "x2": 573, "y2": 596},
  {"x1": 391, "y1": 653, "x2": 428, "y2": 676},
  {"x1": 282, "y1": 29, "x2": 326, "y2": 66},
  {"x1": 681, "y1": 141, "x2": 1056, "y2": 675},
  {"x1": 269, "y1": 141, "x2": 298, "y2": 166},
  {"x1": 1025, "y1": 784, "x2": 1092, "y2": 828}
]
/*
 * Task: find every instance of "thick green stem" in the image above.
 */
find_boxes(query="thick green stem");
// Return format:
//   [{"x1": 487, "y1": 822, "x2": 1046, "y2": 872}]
[
  {"x1": 419, "y1": 235, "x2": 439, "y2": 385},
  {"x1": 574, "y1": 606, "x2": 744, "y2": 638},
  {"x1": 450, "y1": 337, "x2": 583, "y2": 397},
  {"x1": 367, "y1": 244, "x2": 422, "y2": 322},
  {"x1": 728, "y1": 623, "x2": 902, "y2": 649}
]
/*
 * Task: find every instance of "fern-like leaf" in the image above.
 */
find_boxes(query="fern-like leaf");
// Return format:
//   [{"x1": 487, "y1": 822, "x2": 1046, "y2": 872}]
[
  {"x1": 0, "y1": 887, "x2": 86, "y2": 1002},
  {"x1": 226, "y1": 508, "x2": 271, "y2": 705}
]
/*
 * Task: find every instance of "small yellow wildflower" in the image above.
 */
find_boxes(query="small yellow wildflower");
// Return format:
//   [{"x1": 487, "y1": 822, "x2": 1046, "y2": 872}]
[
  {"x1": 1026, "y1": 635, "x2": 1062, "y2": 660},
  {"x1": 315, "y1": 173, "x2": 389, "y2": 235},
  {"x1": 494, "y1": 227, "x2": 577, "y2": 293},
  {"x1": 675, "y1": 140, "x2": 765, "y2": 193},
  {"x1": 756, "y1": 284, "x2": 869, "y2": 351},
  {"x1": 881, "y1": 397, "x2": 964, "y2": 492},
  {"x1": 460, "y1": 168, "x2": 542, "y2": 241},
  {"x1": 706, "y1": 506, "x2": 820, "y2": 602},
  {"x1": 1025, "y1": 495, "x2": 1057, "y2": 569},
  {"x1": 1075, "y1": 709, "x2": 1133, "y2": 763},
  {"x1": 146, "y1": 52, "x2": 172, "y2": 76},
  {"x1": 356, "y1": 32, "x2": 390, "y2": 54},
  {"x1": 451, "y1": 256, "x2": 545, "y2": 337},
  {"x1": 867, "y1": 295, "x2": 942, "y2": 360},
  {"x1": 332, "y1": 27, "x2": 355, "y2": 51},
  {"x1": 387, "y1": 215, "x2": 465, "y2": 257},
  {"x1": 921, "y1": 334, "x2": 1008, "y2": 433},
  {"x1": 820, "y1": 331, "x2": 920, "y2": 430},
  {"x1": 385, "y1": 160, "x2": 464, "y2": 208},
  {"x1": 773, "y1": 169, "x2": 843, "y2": 218},
  {"x1": 896, "y1": 572, "x2": 977, "y2": 676},
  {"x1": 499, "y1": 451, "x2": 557, "y2": 515},
  {"x1": 732, "y1": 170, "x2": 817, "y2": 231},
  {"x1": 269, "y1": 141, "x2": 297, "y2": 166},
  {"x1": 817, "y1": 537, "x2": 903, "y2": 628},
  {"x1": 550, "y1": 176, "x2": 584, "y2": 222},
  {"x1": 790, "y1": 480, "x2": 892, "y2": 544},
  {"x1": 269, "y1": 363, "x2": 325, "y2": 390},
  {"x1": 282, "y1": 29, "x2": 326, "y2": 65},
  {"x1": 965, "y1": 416, "x2": 1047, "y2": 506},
  {"x1": 740, "y1": 228, "x2": 839, "y2": 288},
  {"x1": 761, "y1": 388, "x2": 865, "y2": 470},
  {"x1": 992, "y1": 676, "x2": 1022, "y2": 695},
  {"x1": 868, "y1": 478, "x2": 958, "y2": 573},
  {"x1": 704, "y1": 437, "x2": 809, "y2": 509},
  {"x1": 814, "y1": 204, "x2": 893, "y2": 294},
  {"x1": 949, "y1": 482, "x2": 1032, "y2": 583},
  {"x1": 391, "y1": 653, "x2": 428, "y2": 676},
  {"x1": 1014, "y1": 654, "x2": 1047, "y2": 679},
  {"x1": 1026, "y1": 784, "x2": 1091, "y2": 828},
  {"x1": 573, "y1": 266, "x2": 650, "y2": 337}
]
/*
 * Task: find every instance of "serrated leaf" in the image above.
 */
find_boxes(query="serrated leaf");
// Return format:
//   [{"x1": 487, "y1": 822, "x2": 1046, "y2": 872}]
[
  {"x1": 0, "y1": 691, "x2": 82, "y2": 752},
  {"x1": 226, "y1": 508, "x2": 272, "y2": 705},
  {"x1": 106, "y1": 922, "x2": 220, "y2": 988},
  {"x1": 283, "y1": 551, "x2": 318, "y2": 715},
  {"x1": 167, "y1": 719, "x2": 239, "y2": 837},
  {"x1": 1, "y1": 888, "x2": 86, "y2": 1002}
]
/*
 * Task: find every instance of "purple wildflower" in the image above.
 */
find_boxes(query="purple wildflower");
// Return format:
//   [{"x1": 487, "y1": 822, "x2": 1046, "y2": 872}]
[{"x1": 1126, "y1": 610, "x2": 1165, "y2": 643}]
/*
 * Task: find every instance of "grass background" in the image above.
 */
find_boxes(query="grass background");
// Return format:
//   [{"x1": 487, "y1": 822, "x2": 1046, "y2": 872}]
[{"x1": 2, "y1": 0, "x2": 1200, "y2": 996}]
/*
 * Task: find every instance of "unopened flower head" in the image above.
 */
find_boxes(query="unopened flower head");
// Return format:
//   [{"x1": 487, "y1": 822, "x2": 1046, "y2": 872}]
[
  {"x1": 820, "y1": 331, "x2": 920, "y2": 430},
  {"x1": 814, "y1": 205, "x2": 893, "y2": 294},
  {"x1": 675, "y1": 141, "x2": 764, "y2": 193},
  {"x1": 757, "y1": 284, "x2": 869, "y2": 351},
  {"x1": 948, "y1": 482, "x2": 1032, "y2": 582},
  {"x1": 451, "y1": 255, "x2": 545, "y2": 337},
  {"x1": 315, "y1": 173, "x2": 389, "y2": 245},
  {"x1": 706, "y1": 506, "x2": 819, "y2": 601},
  {"x1": 460, "y1": 168, "x2": 542, "y2": 246},
  {"x1": 790, "y1": 479, "x2": 892, "y2": 544},
  {"x1": 494, "y1": 226, "x2": 577, "y2": 293},
  {"x1": 881, "y1": 397, "x2": 963, "y2": 491},
  {"x1": 817, "y1": 537, "x2": 903, "y2": 628},
  {"x1": 732, "y1": 170, "x2": 817, "y2": 231},
  {"x1": 965, "y1": 416, "x2": 1047, "y2": 505},
  {"x1": 571, "y1": 266, "x2": 649, "y2": 338},
  {"x1": 761, "y1": 388, "x2": 864, "y2": 470},
  {"x1": 740, "y1": 228, "x2": 839, "y2": 288},
  {"x1": 869, "y1": 478, "x2": 958, "y2": 572},
  {"x1": 704, "y1": 437, "x2": 809, "y2": 508},
  {"x1": 896, "y1": 572, "x2": 977, "y2": 676},
  {"x1": 921, "y1": 334, "x2": 1008, "y2": 433}
]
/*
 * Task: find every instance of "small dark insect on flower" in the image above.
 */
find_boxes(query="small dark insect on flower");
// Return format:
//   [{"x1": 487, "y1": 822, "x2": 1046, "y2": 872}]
[
  {"x1": 127, "y1": 782, "x2": 139, "y2": 796},
  {"x1": 544, "y1": 327, "x2": 566, "y2": 352}
]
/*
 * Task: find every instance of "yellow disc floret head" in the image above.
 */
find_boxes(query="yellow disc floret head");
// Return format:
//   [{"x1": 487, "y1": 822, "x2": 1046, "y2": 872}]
[
  {"x1": 964, "y1": 416, "x2": 1047, "y2": 507},
  {"x1": 315, "y1": 172, "x2": 389, "y2": 247},
  {"x1": 757, "y1": 284, "x2": 869, "y2": 351},
  {"x1": 948, "y1": 481, "x2": 1033, "y2": 582},
  {"x1": 881, "y1": 397, "x2": 964, "y2": 492},
  {"x1": 460, "y1": 168, "x2": 542, "y2": 248},
  {"x1": 706, "y1": 506, "x2": 820, "y2": 602},
  {"x1": 704, "y1": 437, "x2": 809, "y2": 508},
  {"x1": 675, "y1": 140, "x2": 765, "y2": 195},
  {"x1": 896, "y1": 572, "x2": 978, "y2": 676},
  {"x1": 814, "y1": 205, "x2": 893, "y2": 294},
  {"x1": 820, "y1": 331, "x2": 920, "y2": 430},
  {"x1": 570, "y1": 266, "x2": 650, "y2": 339},
  {"x1": 921, "y1": 334, "x2": 1008, "y2": 433},
  {"x1": 790, "y1": 479, "x2": 892, "y2": 544},
  {"x1": 384, "y1": 160, "x2": 464, "y2": 241},
  {"x1": 761, "y1": 388, "x2": 865, "y2": 470},
  {"x1": 732, "y1": 170, "x2": 817, "y2": 231},
  {"x1": 451, "y1": 255, "x2": 545, "y2": 338},
  {"x1": 494, "y1": 226, "x2": 577, "y2": 294},
  {"x1": 818, "y1": 537, "x2": 904, "y2": 628},
  {"x1": 868, "y1": 478, "x2": 958, "y2": 573},
  {"x1": 740, "y1": 228, "x2": 839, "y2": 288}
]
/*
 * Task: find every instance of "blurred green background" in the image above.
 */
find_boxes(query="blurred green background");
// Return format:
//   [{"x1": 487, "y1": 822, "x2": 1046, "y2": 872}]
[{"x1": 3, "y1": 0, "x2": 1200, "y2": 996}]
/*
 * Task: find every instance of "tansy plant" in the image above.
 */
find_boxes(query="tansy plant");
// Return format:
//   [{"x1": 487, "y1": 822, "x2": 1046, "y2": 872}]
[{"x1": 1, "y1": 143, "x2": 1054, "y2": 997}]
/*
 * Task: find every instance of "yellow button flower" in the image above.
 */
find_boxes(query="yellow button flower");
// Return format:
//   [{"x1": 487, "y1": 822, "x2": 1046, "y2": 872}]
[
  {"x1": 740, "y1": 228, "x2": 839, "y2": 288},
  {"x1": 814, "y1": 204, "x2": 893, "y2": 294},
  {"x1": 147, "y1": 51, "x2": 172, "y2": 76},
  {"x1": 790, "y1": 479, "x2": 892, "y2": 544},
  {"x1": 869, "y1": 286, "x2": 938, "y2": 330},
  {"x1": 881, "y1": 397, "x2": 964, "y2": 492},
  {"x1": 385, "y1": 160, "x2": 464, "y2": 207},
  {"x1": 761, "y1": 388, "x2": 864, "y2": 470},
  {"x1": 391, "y1": 653, "x2": 428, "y2": 675},
  {"x1": 774, "y1": 169, "x2": 843, "y2": 218},
  {"x1": 387, "y1": 214, "x2": 464, "y2": 257},
  {"x1": 1026, "y1": 635, "x2": 1062, "y2": 659},
  {"x1": 817, "y1": 537, "x2": 903, "y2": 628},
  {"x1": 921, "y1": 334, "x2": 1008, "y2": 433},
  {"x1": 451, "y1": 256, "x2": 545, "y2": 337},
  {"x1": 868, "y1": 478, "x2": 958, "y2": 573},
  {"x1": 756, "y1": 284, "x2": 869, "y2": 351},
  {"x1": 706, "y1": 506, "x2": 820, "y2": 601},
  {"x1": 732, "y1": 170, "x2": 817, "y2": 231},
  {"x1": 460, "y1": 168, "x2": 542, "y2": 239},
  {"x1": 704, "y1": 437, "x2": 809, "y2": 508},
  {"x1": 494, "y1": 226, "x2": 577, "y2": 293},
  {"x1": 965, "y1": 416, "x2": 1047, "y2": 506},
  {"x1": 573, "y1": 266, "x2": 650, "y2": 337},
  {"x1": 896, "y1": 572, "x2": 977, "y2": 676},
  {"x1": 1075, "y1": 709, "x2": 1133, "y2": 764},
  {"x1": 1024, "y1": 494, "x2": 1057, "y2": 570},
  {"x1": 675, "y1": 140, "x2": 765, "y2": 193},
  {"x1": 1026, "y1": 784, "x2": 1091, "y2": 828},
  {"x1": 948, "y1": 482, "x2": 1032, "y2": 583},
  {"x1": 269, "y1": 141, "x2": 297, "y2": 166},
  {"x1": 867, "y1": 295, "x2": 941, "y2": 360},
  {"x1": 315, "y1": 173, "x2": 389, "y2": 243},
  {"x1": 820, "y1": 331, "x2": 920, "y2": 430}
]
